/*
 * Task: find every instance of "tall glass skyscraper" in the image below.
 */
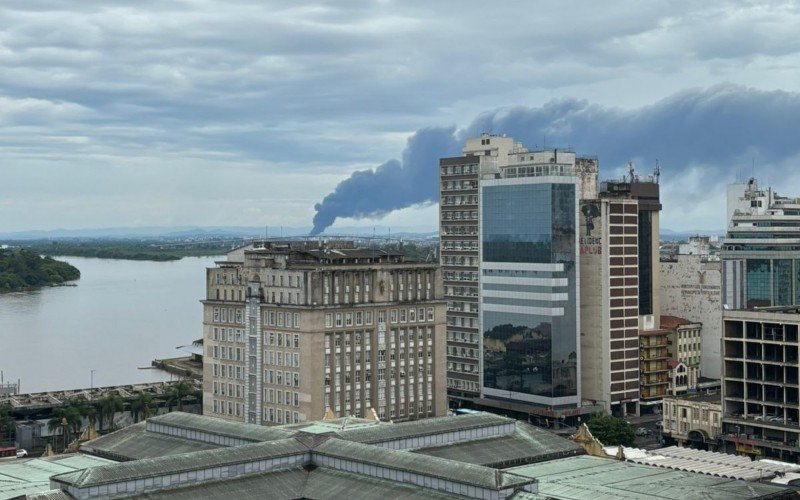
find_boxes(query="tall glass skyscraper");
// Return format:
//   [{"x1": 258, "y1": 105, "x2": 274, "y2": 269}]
[{"x1": 480, "y1": 170, "x2": 580, "y2": 408}]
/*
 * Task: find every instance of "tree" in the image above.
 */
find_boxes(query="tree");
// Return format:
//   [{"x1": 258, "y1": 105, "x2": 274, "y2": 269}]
[
  {"x1": 131, "y1": 392, "x2": 156, "y2": 422},
  {"x1": 0, "y1": 404, "x2": 14, "y2": 442},
  {"x1": 98, "y1": 394, "x2": 124, "y2": 431},
  {"x1": 168, "y1": 380, "x2": 193, "y2": 412},
  {"x1": 586, "y1": 413, "x2": 636, "y2": 447},
  {"x1": 47, "y1": 406, "x2": 81, "y2": 451}
]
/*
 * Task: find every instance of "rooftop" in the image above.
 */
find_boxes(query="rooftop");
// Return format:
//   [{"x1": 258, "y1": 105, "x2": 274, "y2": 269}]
[
  {"x1": 508, "y1": 455, "x2": 790, "y2": 499},
  {"x1": 660, "y1": 315, "x2": 698, "y2": 330}
]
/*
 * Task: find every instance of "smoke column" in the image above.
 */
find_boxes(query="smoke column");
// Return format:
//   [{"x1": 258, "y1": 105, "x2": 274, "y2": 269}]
[{"x1": 311, "y1": 84, "x2": 800, "y2": 234}]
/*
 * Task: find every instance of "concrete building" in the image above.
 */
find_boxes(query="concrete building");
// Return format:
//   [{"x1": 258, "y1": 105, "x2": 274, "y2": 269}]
[
  {"x1": 579, "y1": 170, "x2": 662, "y2": 417},
  {"x1": 638, "y1": 320, "x2": 670, "y2": 403},
  {"x1": 19, "y1": 411, "x2": 792, "y2": 499},
  {"x1": 662, "y1": 392, "x2": 722, "y2": 449},
  {"x1": 721, "y1": 178, "x2": 800, "y2": 460},
  {"x1": 722, "y1": 308, "x2": 800, "y2": 461},
  {"x1": 439, "y1": 135, "x2": 517, "y2": 401},
  {"x1": 202, "y1": 240, "x2": 448, "y2": 426},
  {"x1": 660, "y1": 243, "x2": 722, "y2": 379}
]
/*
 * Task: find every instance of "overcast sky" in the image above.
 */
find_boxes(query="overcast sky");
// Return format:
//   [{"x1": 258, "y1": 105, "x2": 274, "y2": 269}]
[{"x1": 2, "y1": 0, "x2": 800, "y2": 233}]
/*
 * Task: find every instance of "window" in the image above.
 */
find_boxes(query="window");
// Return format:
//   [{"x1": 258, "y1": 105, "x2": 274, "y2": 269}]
[
  {"x1": 390, "y1": 309, "x2": 398, "y2": 323},
  {"x1": 409, "y1": 308, "x2": 416, "y2": 322},
  {"x1": 335, "y1": 313, "x2": 343, "y2": 327},
  {"x1": 325, "y1": 313, "x2": 333, "y2": 328},
  {"x1": 366, "y1": 311, "x2": 373, "y2": 325},
  {"x1": 378, "y1": 311, "x2": 386, "y2": 324},
  {"x1": 356, "y1": 311, "x2": 363, "y2": 326},
  {"x1": 400, "y1": 309, "x2": 407, "y2": 322},
  {"x1": 427, "y1": 308, "x2": 434, "y2": 321},
  {"x1": 293, "y1": 334, "x2": 300, "y2": 348},
  {"x1": 345, "y1": 313, "x2": 353, "y2": 327}
]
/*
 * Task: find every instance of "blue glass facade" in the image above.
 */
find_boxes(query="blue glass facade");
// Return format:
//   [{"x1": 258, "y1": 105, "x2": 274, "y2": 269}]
[{"x1": 481, "y1": 181, "x2": 579, "y2": 403}]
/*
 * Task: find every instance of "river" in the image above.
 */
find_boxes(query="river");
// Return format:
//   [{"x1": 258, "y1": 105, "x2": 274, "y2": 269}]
[{"x1": 0, "y1": 256, "x2": 219, "y2": 393}]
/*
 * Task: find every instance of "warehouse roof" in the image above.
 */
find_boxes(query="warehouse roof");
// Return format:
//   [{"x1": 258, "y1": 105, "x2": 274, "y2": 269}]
[
  {"x1": 608, "y1": 445, "x2": 800, "y2": 481},
  {"x1": 79, "y1": 422, "x2": 222, "y2": 460},
  {"x1": 313, "y1": 438, "x2": 533, "y2": 490},
  {"x1": 413, "y1": 421, "x2": 583, "y2": 467},
  {"x1": 335, "y1": 412, "x2": 514, "y2": 444},
  {"x1": 508, "y1": 455, "x2": 790, "y2": 499},
  {"x1": 0, "y1": 454, "x2": 114, "y2": 498},
  {"x1": 147, "y1": 412, "x2": 296, "y2": 442},
  {"x1": 53, "y1": 439, "x2": 307, "y2": 488}
]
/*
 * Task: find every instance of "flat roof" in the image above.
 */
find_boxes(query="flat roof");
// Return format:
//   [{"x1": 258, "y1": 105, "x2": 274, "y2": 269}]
[
  {"x1": 508, "y1": 455, "x2": 790, "y2": 499},
  {"x1": 0, "y1": 454, "x2": 114, "y2": 498},
  {"x1": 335, "y1": 412, "x2": 513, "y2": 444}
]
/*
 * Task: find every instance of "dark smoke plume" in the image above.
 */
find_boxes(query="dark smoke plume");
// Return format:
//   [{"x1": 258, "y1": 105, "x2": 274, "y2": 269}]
[
  {"x1": 310, "y1": 126, "x2": 459, "y2": 235},
  {"x1": 310, "y1": 84, "x2": 800, "y2": 234}
]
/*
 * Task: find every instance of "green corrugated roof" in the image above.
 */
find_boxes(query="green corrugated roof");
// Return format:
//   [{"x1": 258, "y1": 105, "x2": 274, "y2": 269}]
[
  {"x1": 0, "y1": 454, "x2": 114, "y2": 499},
  {"x1": 125, "y1": 467, "x2": 461, "y2": 500},
  {"x1": 147, "y1": 412, "x2": 296, "y2": 442},
  {"x1": 314, "y1": 438, "x2": 533, "y2": 490},
  {"x1": 413, "y1": 422, "x2": 583, "y2": 466},
  {"x1": 335, "y1": 413, "x2": 513, "y2": 444},
  {"x1": 508, "y1": 456, "x2": 789, "y2": 500},
  {"x1": 53, "y1": 438, "x2": 308, "y2": 488},
  {"x1": 80, "y1": 422, "x2": 222, "y2": 460}
]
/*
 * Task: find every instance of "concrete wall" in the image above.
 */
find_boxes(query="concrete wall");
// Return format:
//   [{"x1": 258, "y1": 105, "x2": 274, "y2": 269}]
[{"x1": 659, "y1": 256, "x2": 722, "y2": 379}]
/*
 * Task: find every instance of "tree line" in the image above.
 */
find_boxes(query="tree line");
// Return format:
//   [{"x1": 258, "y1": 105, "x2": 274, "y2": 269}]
[
  {"x1": 0, "y1": 380, "x2": 198, "y2": 451},
  {"x1": 0, "y1": 248, "x2": 80, "y2": 292}
]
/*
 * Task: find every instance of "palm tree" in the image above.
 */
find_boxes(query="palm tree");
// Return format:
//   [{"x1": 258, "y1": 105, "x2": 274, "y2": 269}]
[
  {"x1": 131, "y1": 392, "x2": 156, "y2": 422},
  {"x1": 0, "y1": 404, "x2": 14, "y2": 443},
  {"x1": 168, "y1": 380, "x2": 193, "y2": 412},
  {"x1": 47, "y1": 406, "x2": 80, "y2": 451},
  {"x1": 98, "y1": 394, "x2": 124, "y2": 431}
]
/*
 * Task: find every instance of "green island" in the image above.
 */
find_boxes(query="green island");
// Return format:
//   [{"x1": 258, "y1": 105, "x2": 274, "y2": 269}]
[
  {"x1": 0, "y1": 248, "x2": 81, "y2": 292},
  {"x1": 10, "y1": 239, "x2": 236, "y2": 262},
  {"x1": 2, "y1": 239, "x2": 439, "y2": 263}
]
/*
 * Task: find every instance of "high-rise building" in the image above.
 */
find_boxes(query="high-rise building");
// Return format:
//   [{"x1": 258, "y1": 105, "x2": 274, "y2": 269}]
[
  {"x1": 439, "y1": 135, "x2": 517, "y2": 402},
  {"x1": 479, "y1": 150, "x2": 581, "y2": 413},
  {"x1": 441, "y1": 135, "x2": 604, "y2": 421},
  {"x1": 579, "y1": 172, "x2": 662, "y2": 416},
  {"x1": 721, "y1": 178, "x2": 800, "y2": 460},
  {"x1": 202, "y1": 240, "x2": 448, "y2": 426}
]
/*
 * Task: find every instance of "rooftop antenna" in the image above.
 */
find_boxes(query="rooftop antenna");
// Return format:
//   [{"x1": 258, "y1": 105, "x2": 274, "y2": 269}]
[
  {"x1": 628, "y1": 162, "x2": 635, "y2": 183},
  {"x1": 654, "y1": 160, "x2": 660, "y2": 184}
]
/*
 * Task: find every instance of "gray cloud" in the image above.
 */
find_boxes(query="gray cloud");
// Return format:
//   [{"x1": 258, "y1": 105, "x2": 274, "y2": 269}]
[
  {"x1": 1, "y1": 1, "x2": 800, "y2": 231},
  {"x1": 311, "y1": 85, "x2": 800, "y2": 233}
]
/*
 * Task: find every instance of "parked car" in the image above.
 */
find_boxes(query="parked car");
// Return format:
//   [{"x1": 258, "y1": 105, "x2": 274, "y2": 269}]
[
  {"x1": 635, "y1": 427, "x2": 651, "y2": 437},
  {"x1": 16, "y1": 449, "x2": 27, "y2": 458}
]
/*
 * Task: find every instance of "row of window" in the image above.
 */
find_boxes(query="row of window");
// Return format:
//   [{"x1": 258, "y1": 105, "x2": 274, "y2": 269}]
[
  {"x1": 448, "y1": 362, "x2": 477, "y2": 373},
  {"x1": 324, "y1": 307, "x2": 435, "y2": 328},
  {"x1": 214, "y1": 272, "x2": 243, "y2": 286},
  {"x1": 264, "y1": 388, "x2": 300, "y2": 407},
  {"x1": 447, "y1": 378, "x2": 480, "y2": 392},
  {"x1": 442, "y1": 255, "x2": 478, "y2": 265},
  {"x1": 212, "y1": 307, "x2": 244, "y2": 325},
  {"x1": 211, "y1": 345, "x2": 243, "y2": 361},
  {"x1": 264, "y1": 291, "x2": 303, "y2": 305},
  {"x1": 212, "y1": 381, "x2": 243, "y2": 398},
  {"x1": 448, "y1": 346, "x2": 478, "y2": 359},
  {"x1": 264, "y1": 407, "x2": 300, "y2": 424},
  {"x1": 266, "y1": 273, "x2": 303, "y2": 288},
  {"x1": 441, "y1": 179, "x2": 478, "y2": 191},
  {"x1": 264, "y1": 350, "x2": 300, "y2": 368},
  {"x1": 265, "y1": 369, "x2": 300, "y2": 388},
  {"x1": 263, "y1": 331, "x2": 300, "y2": 348},
  {"x1": 443, "y1": 271, "x2": 478, "y2": 282},
  {"x1": 212, "y1": 327, "x2": 245, "y2": 343},
  {"x1": 441, "y1": 195, "x2": 478, "y2": 206},
  {"x1": 442, "y1": 210, "x2": 478, "y2": 221},
  {"x1": 442, "y1": 240, "x2": 479, "y2": 250},
  {"x1": 212, "y1": 363, "x2": 243, "y2": 380},
  {"x1": 448, "y1": 331, "x2": 479, "y2": 343},
  {"x1": 211, "y1": 399, "x2": 243, "y2": 417},
  {"x1": 441, "y1": 164, "x2": 478, "y2": 176}
]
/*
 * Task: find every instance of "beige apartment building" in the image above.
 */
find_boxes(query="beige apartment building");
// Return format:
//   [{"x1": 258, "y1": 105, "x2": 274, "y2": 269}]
[
  {"x1": 202, "y1": 240, "x2": 447, "y2": 426},
  {"x1": 662, "y1": 392, "x2": 722, "y2": 449}
]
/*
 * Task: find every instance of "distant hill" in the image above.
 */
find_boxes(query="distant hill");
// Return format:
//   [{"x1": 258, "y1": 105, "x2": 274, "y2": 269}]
[{"x1": 0, "y1": 225, "x2": 439, "y2": 241}]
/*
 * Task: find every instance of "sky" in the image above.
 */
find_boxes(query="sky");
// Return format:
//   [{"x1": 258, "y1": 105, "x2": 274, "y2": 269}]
[{"x1": 2, "y1": 0, "x2": 800, "y2": 234}]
